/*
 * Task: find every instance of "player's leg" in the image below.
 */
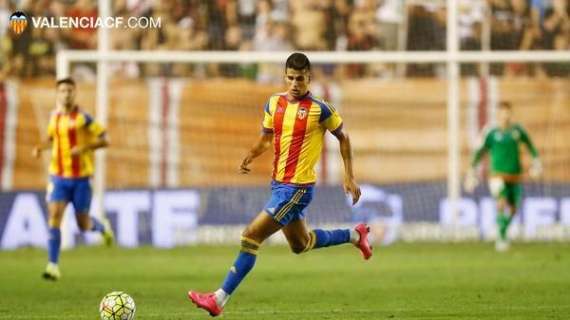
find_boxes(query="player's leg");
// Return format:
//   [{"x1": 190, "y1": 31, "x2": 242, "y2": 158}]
[
  {"x1": 501, "y1": 183, "x2": 522, "y2": 244},
  {"x1": 43, "y1": 177, "x2": 69, "y2": 280},
  {"x1": 281, "y1": 218, "x2": 372, "y2": 259},
  {"x1": 490, "y1": 177, "x2": 510, "y2": 250},
  {"x1": 73, "y1": 178, "x2": 114, "y2": 246},
  {"x1": 188, "y1": 212, "x2": 282, "y2": 316},
  {"x1": 497, "y1": 183, "x2": 520, "y2": 240},
  {"x1": 276, "y1": 184, "x2": 372, "y2": 259}
]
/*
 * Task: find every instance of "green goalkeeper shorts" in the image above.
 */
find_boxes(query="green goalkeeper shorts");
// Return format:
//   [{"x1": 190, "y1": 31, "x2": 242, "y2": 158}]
[{"x1": 489, "y1": 177, "x2": 522, "y2": 206}]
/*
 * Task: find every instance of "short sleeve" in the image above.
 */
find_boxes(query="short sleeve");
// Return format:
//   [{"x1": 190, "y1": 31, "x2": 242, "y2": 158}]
[
  {"x1": 320, "y1": 102, "x2": 343, "y2": 132},
  {"x1": 262, "y1": 95, "x2": 280, "y2": 133},
  {"x1": 262, "y1": 99, "x2": 275, "y2": 133},
  {"x1": 83, "y1": 113, "x2": 106, "y2": 137}
]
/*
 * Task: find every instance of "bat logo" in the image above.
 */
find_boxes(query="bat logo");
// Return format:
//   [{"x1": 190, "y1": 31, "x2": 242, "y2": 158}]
[
  {"x1": 297, "y1": 107, "x2": 307, "y2": 120},
  {"x1": 10, "y1": 11, "x2": 28, "y2": 35}
]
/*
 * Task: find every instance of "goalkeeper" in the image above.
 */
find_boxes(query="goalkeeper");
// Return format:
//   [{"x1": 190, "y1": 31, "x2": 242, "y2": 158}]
[{"x1": 465, "y1": 101, "x2": 541, "y2": 251}]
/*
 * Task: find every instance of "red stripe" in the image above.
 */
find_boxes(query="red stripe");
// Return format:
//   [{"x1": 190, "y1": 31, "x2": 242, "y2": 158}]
[
  {"x1": 0, "y1": 83, "x2": 7, "y2": 182},
  {"x1": 272, "y1": 96, "x2": 288, "y2": 180},
  {"x1": 55, "y1": 114, "x2": 64, "y2": 175},
  {"x1": 160, "y1": 80, "x2": 169, "y2": 187},
  {"x1": 478, "y1": 77, "x2": 488, "y2": 130},
  {"x1": 68, "y1": 111, "x2": 80, "y2": 177},
  {"x1": 282, "y1": 99, "x2": 312, "y2": 183}
]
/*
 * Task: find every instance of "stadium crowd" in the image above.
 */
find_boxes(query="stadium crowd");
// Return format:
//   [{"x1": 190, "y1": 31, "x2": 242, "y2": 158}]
[{"x1": 0, "y1": 0, "x2": 568, "y2": 79}]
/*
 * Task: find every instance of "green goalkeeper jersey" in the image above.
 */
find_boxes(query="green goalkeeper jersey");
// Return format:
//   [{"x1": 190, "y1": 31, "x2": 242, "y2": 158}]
[{"x1": 471, "y1": 123, "x2": 539, "y2": 175}]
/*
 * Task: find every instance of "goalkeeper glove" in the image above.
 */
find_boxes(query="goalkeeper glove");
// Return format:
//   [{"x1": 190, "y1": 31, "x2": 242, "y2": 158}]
[{"x1": 529, "y1": 158, "x2": 542, "y2": 179}]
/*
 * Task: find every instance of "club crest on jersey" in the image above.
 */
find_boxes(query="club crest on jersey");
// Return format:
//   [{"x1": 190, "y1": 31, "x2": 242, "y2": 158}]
[
  {"x1": 297, "y1": 107, "x2": 308, "y2": 120},
  {"x1": 511, "y1": 130, "x2": 520, "y2": 140}
]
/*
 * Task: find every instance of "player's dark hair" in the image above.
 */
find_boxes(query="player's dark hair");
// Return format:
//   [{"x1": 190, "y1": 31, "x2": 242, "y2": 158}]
[
  {"x1": 285, "y1": 52, "x2": 311, "y2": 72},
  {"x1": 499, "y1": 101, "x2": 512, "y2": 110},
  {"x1": 56, "y1": 77, "x2": 76, "y2": 87}
]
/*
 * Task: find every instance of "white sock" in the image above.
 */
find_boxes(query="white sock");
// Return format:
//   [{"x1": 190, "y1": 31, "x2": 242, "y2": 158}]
[
  {"x1": 214, "y1": 289, "x2": 230, "y2": 307},
  {"x1": 47, "y1": 262, "x2": 58, "y2": 269},
  {"x1": 349, "y1": 229, "x2": 359, "y2": 244}
]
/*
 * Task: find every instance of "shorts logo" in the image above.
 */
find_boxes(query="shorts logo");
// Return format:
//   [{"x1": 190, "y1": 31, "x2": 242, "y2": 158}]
[
  {"x1": 297, "y1": 107, "x2": 307, "y2": 120},
  {"x1": 10, "y1": 11, "x2": 28, "y2": 35}
]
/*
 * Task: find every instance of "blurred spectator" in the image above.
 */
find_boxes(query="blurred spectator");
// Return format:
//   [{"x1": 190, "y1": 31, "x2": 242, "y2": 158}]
[
  {"x1": 255, "y1": 20, "x2": 293, "y2": 83},
  {"x1": 459, "y1": 0, "x2": 484, "y2": 75},
  {"x1": 376, "y1": 0, "x2": 404, "y2": 51},
  {"x1": 0, "y1": 0, "x2": 567, "y2": 79},
  {"x1": 65, "y1": 0, "x2": 98, "y2": 49},
  {"x1": 459, "y1": 0, "x2": 484, "y2": 51},
  {"x1": 542, "y1": 0, "x2": 570, "y2": 76},
  {"x1": 541, "y1": 0, "x2": 569, "y2": 49},
  {"x1": 290, "y1": 0, "x2": 327, "y2": 50},
  {"x1": 237, "y1": 0, "x2": 257, "y2": 40},
  {"x1": 406, "y1": 4, "x2": 446, "y2": 77},
  {"x1": 346, "y1": 1, "x2": 380, "y2": 77},
  {"x1": 220, "y1": 24, "x2": 242, "y2": 77}
]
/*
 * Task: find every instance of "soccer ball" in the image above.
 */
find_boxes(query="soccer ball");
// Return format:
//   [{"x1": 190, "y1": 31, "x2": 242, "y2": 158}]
[{"x1": 99, "y1": 291, "x2": 136, "y2": 320}]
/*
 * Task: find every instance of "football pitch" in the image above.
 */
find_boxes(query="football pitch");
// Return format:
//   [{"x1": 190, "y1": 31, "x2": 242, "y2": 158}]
[{"x1": 0, "y1": 243, "x2": 568, "y2": 319}]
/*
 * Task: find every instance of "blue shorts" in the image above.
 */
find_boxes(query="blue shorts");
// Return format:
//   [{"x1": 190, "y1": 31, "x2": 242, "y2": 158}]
[
  {"x1": 263, "y1": 181, "x2": 314, "y2": 226},
  {"x1": 47, "y1": 175, "x2": 92, "y2": 214}
]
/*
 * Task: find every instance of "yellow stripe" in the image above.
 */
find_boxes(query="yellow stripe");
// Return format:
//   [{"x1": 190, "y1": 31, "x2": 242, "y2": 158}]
[
  {"x1": 59, "y1": 115, "x2": 73, "y2": 177},
  {"x1": 274, "y1": 189, "x2": 304, "y2": 221},
  {"x1": 275, "y1": 103, "x2": 299, "y2": 181},
  {"x1": 289, "y1": 112, "x2": 322, "y2": 184},
  {"x1": 274, "y1": 189, "x2": 305, "y2": 221},
  {"x1": 240, "y1": 236, "x2": 261, "y2": 247},
  {"x1": 240, "y1": 247, "x2": 258, "y2": 255}
]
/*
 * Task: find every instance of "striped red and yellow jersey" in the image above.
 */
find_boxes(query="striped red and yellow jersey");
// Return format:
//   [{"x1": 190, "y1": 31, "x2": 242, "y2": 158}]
[
  {"x1": 47, "y1": 107, "x2": 105, "y2": 178},
  {"x1": 262, "y1": 92, "x2": 343, "y2": 185}
]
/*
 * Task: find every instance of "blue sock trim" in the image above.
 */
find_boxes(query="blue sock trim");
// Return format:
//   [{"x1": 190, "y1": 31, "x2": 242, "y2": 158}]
[
  {"x1": 221, "y1": 251, "x2": 257, "y2": 295},
  {"x1": 313, "y1": 229, "x2": 350, "y2": 249},
  {"x1": 48, "y1": 227, "x2": 61, "y2": 264}
]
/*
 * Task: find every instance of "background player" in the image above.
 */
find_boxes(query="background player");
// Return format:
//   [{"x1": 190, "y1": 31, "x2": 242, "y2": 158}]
[
  {"x1": 188, "y1": 52, "x2": 372, "y2": 317},
  {"x1": 465, "y1": 101, "x2": 541, "y2": 251},
  {"x1": 32, "y1": 78, "x2": 114, "y2": 280}
]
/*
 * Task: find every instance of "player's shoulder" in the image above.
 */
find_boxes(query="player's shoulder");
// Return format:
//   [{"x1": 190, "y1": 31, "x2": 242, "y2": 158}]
[
  {"x1": 264, "y1": 93, "x2": 286, "y2": 113},
  {"x1": 73, "y1": 107, "x2": 95, "y2": 125},
  {"x1": 308, "y1": 93, "x2": 337, "y2": 115}
]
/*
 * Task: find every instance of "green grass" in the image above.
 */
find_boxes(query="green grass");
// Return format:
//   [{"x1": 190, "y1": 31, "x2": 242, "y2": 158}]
[{"x1": 0, "y1": 243, "x2": 569, "y2": 319}]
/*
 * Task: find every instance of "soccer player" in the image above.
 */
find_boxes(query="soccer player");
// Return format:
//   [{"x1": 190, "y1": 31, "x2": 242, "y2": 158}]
[
  {"x1": 465, "y1": 101, "x2": 541, "y2": 251},
  {"x1": 187, "y1": 53, "x2": 372, "y2": 317},
  {"x1": 33, "y1": 78, "x2": 114, "y2": 280}
]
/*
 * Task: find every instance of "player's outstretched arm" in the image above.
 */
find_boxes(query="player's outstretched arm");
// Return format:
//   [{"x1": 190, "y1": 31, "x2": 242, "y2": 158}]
[
  {"x1": 239, "y1": 131, "x2": 273, "y2": 174},
  {"x1": 32, "y1": 138, "x2": 53, "y2": 158},
  {"x1": 332, "y1": 129, "x2": 361, "y2": 205}
]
